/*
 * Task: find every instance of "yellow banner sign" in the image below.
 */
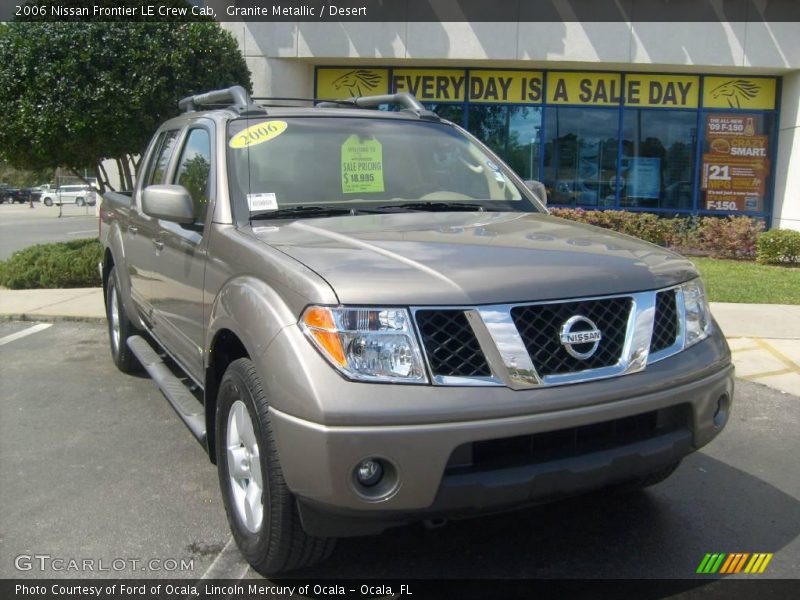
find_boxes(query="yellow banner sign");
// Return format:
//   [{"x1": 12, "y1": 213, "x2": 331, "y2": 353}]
[
  {"x1": 703, "y1": 77, "x2": 776, "y2": 110},
  {"x1": 391, "y1": 69, "x2": 466, "y2": 102},
  {"x1": 546, "y1": 72, "x2": 622, "y2": 106},
  {"x1": 315, "y1": 68, "x2": 775, "y2": 110},
  {"x1": 624, "y1": 74, "x2": 699, "y2": 108},
  {"x1": 468, "y1": 70, "x2": 543, "y2": 104},
  {"x1": 546, "y1": 72, "x2": 699, "y2": 107},
  {"x1": 316, "y1": 68, "x2": 389, "y2": 100}
]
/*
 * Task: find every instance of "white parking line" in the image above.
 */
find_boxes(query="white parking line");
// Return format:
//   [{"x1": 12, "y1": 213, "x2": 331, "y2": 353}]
[
  {"x1": 0, "y1": 322, "x2": 52, "y2": 346},
  {"x1": 67, "y1": 229, "x2": 97, "y2": 235},
  {"x1": 199, "y1": 536, "x2": 250, "y2": 580}
]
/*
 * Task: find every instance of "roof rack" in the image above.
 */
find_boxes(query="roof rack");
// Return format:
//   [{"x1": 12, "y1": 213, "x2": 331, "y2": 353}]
[
  {"x1": 250, "y1": 97, "x2": 319, "y2": 107},
  {"x1": 178, "y1": 85, "x2": 264, "y2": 116},
  {"x1": 316, "y1": 93, "x2": 440, "y2": 120},
  {"x1": 178, "y1": 88, "x2": 440, "y2": 121}
]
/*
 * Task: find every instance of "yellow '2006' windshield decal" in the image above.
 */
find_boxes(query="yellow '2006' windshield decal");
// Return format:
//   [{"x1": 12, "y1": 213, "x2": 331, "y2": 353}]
[
  {"x1": 341, "y1": 135, "x2": 384, "y2": 194},
  {"x1": 229, "y1": 121, "x2": 288, "y2": 149}
]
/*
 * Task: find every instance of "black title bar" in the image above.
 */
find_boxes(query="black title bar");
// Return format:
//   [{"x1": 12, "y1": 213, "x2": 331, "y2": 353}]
[
  {"x1": 3, "y1": 579, "x2": 800, "y2": 600},
  {"x1": 5, "y1": 0, "x2": 800, "y2": 23}
]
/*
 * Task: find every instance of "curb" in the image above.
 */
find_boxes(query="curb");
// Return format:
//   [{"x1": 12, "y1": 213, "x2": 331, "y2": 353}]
[{"x1": 1, "y1": 314, "x2": 106, "y2": 323}]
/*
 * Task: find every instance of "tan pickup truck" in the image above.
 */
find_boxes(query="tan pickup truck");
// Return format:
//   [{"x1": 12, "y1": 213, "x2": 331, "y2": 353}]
[{"x1": 99, "y1": 86, "x2": 734, "y2": 574}]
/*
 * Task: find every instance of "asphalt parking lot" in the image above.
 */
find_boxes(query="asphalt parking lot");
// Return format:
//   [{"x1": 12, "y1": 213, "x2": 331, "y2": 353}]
[
  {"x1": 0, "y1": 203, "x2": 98, "y2": 260},
  {"x1": 1, "y1": 319, "x2": 799, "y2": 581}
]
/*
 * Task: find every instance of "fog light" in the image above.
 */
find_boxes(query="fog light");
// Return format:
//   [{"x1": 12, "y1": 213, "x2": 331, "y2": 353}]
[
  {"x1": 714, "y1": 393, "x2": 731, "y2": 428},
  {"x1": 356, "y1": 459, "x2": 383, "y2": 487}
]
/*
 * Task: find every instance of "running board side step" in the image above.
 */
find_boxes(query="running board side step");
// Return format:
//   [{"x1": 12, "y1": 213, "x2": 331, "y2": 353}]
[{"x1": 127, "y1": 335, "x2": 206, "y2": 445}]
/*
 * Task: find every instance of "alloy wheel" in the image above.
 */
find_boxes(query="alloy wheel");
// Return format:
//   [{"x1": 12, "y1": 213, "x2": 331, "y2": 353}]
[{"x1": 226, "y1": 400, "x2": 264, "y2": 533}]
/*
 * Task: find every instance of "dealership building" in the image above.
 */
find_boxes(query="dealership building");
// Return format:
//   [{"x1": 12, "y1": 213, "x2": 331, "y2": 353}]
[{"x1": 221, "y1": 18, "x2": 799, "y2": 230}]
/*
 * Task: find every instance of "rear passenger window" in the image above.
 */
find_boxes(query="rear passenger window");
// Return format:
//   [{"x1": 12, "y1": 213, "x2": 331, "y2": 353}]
[
  {"x1": 147, "y1": 130, "x2": 180, "y2": 186},
  {"x1": 173, "y1": 128, "x2": 212, "y2": 224}
]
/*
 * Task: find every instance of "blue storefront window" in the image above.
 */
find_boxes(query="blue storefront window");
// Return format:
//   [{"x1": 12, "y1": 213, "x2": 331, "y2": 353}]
[{"x1": 315, "y1": 67, "x2": 780, "y2": 222}]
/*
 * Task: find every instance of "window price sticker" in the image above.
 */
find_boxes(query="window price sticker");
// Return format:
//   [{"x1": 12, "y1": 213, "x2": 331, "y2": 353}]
[
  {"x1": 247, "y1": 192, "x2": 278, "y2": 212},
  {"x1": 341, "y1": 135, "x2": 385, "y2": 194}
]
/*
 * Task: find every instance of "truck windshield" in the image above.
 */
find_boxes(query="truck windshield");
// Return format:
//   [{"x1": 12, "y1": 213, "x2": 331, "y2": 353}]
[{"x1": 227, "y1": 116, "x2": 540, "y2": 218}]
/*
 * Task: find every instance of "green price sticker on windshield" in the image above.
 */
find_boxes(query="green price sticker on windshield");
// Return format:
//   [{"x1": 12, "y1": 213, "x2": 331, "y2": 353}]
[{"x1": 341, "y1": 135, "x2": 384, "y2": 194}]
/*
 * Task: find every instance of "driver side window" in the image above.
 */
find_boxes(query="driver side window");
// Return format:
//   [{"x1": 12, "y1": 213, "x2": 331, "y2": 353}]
[
  {"x1": 173, "y1": 128, "x2": 212, "y2": 225},
  {"x1": 146, "y1": 130, "x2": 180, "y2": 186}
]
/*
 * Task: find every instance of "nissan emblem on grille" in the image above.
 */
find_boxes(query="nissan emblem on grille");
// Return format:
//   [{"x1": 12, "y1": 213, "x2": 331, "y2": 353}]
[{"x1": 559, "y1": 315, "x2": 603, "y2": 360}]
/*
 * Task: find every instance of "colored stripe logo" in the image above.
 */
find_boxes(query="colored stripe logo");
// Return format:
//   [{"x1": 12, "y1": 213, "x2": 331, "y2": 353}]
[{"x1": 697, "y1": 553, "x2": 773, "y2": 574}]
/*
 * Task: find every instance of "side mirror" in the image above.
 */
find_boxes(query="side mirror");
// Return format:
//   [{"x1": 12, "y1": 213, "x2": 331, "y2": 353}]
[
  {"x1": 524, "y1": 180, "x2": 548, "y2": 206},
  {"x1": 142, "y1": 185, "x2": 194, "y2": 224}
]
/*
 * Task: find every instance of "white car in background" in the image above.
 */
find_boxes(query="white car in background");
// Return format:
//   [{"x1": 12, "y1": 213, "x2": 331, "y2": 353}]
[{"x1": 41, "y1": 184, "x2": 97, "y2": 207}]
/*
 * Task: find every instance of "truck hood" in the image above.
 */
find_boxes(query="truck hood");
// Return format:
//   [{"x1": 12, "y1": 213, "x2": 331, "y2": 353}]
[{"x1": 245, "y1": 212, "x2": 697, "y2": 305}]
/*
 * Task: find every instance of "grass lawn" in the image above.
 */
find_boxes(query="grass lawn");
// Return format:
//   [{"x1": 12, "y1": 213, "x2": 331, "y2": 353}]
[{"x1": 691, "y1": 257, "x2": 800, "y2": 305}]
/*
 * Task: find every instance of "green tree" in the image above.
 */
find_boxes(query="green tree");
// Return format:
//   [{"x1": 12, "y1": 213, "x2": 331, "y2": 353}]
[
  {"x1": 0, "y1": 158, "x2": 53, "y2": 187},
  {"x1": 0, "y1": 10, "x2": 251, "y2": 191},
  {"x1": 180, "y1": 154, "x2": 211, "y2": 208}
]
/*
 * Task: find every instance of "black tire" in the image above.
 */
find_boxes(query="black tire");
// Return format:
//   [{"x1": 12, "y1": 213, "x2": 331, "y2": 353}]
[
  {"x1": 76, "y1": 197, "x2": 85, "y2": 207},
  {"x1": 44, "y1": 197, "x2": 53, "y2": 207},
  {"x1": 105, "y1": 266, "x2": 141, "y2": 373},
  {"x1": 216, "y1": 358, "x2": 335, "y2": 575}
]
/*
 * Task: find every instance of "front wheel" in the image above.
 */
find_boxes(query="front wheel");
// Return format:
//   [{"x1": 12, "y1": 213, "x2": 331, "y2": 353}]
[
  {"x1": 105, "y1": 266, "x2": 140, "y2": 373},
  {"x1": 43, "y1": 197, "x2": 53, "y2": 207},
  {"x1": 216, "y1": 358, "x2": 335, "y2": 575},
  {"x1": 76, "y1": 197, "x2": 85, "y2": 207}
]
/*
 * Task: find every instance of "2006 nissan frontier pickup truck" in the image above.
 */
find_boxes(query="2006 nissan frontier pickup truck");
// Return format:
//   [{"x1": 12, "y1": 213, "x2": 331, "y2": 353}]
[{"x1": 99, "y1": 86, "x2": 734, "y2": 575}]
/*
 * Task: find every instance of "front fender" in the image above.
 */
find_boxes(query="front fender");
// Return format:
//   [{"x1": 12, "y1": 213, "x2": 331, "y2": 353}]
[{"x1": 206, "y1": 275, "x2": 302, "y2": 367}]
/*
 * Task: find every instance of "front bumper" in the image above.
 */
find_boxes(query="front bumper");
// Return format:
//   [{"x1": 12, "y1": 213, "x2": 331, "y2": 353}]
[{"x1": 267, "y1": 343, "x2": 734, "y2": 536}]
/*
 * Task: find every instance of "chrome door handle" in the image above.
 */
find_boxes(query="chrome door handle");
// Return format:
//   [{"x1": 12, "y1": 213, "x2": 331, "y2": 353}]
[
  {"x1": 153, "y1": 240, "x2": 164, "y2": 251},
  {"x1": 128, "y1": 225, "x2": 138, "y2": 235}
]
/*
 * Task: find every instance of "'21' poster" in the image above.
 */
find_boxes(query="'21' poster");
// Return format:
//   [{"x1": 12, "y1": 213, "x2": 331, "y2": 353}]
[{"x1": 701, "y1": 114, "x2": 769, "y2": 212}]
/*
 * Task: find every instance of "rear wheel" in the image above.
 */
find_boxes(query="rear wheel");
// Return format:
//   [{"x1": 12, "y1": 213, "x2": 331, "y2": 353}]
[
  {"x1": 105, "y1": 266, "x2": 140, "y2": 373},
  {"x1": 76, "y1": 197, "x2": 85, "y2": 207},
  {"x1": 216, "y1": 358, "x2": 335, "y2": 575},
  {"x1": 43, "y1": 197, "x2": 53, "y2": 207}
]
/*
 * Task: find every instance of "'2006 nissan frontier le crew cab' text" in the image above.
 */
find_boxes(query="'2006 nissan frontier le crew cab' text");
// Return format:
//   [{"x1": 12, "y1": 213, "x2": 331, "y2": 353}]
[{"x1": 99, "y1": 86, "x2": 734, "y2": 575}]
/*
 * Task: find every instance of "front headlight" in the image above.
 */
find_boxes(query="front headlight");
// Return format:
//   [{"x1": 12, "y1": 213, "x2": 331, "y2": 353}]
[
  {"x1": 681, "y1": 279, "x2": 712, "y2": 348},
  {"x1": 300, "y1": 306, "x2": 428, "y2": 383}
]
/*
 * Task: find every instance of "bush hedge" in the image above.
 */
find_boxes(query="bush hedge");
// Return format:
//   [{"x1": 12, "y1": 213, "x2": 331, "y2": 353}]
[
  {"x1": 547, "y1": 208, "x2": 672, "y2": 246},
  {"x1": 696, "y1": 216, "x2": 764, "y2": 260},
  {"x1": 0, "y1": 238, "x2": 103, "y2": 289},
  {"x1": 757, "y1": 228, "x2": 800, "y2": 265},
  {"x1": 548, "y1": 208, "x2": 765, "y2": 260}
]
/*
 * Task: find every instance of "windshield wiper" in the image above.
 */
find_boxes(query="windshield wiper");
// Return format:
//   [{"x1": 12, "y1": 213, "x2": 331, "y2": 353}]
[
  {"x1": 375, "y1": 201, "x2": 492, "y2": 213},
  {"x1": 250, "y1": 205, "x2": 360, "y2": 220}
]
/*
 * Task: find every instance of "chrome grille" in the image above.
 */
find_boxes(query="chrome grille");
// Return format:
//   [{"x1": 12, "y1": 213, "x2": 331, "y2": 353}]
[
  {"x1": 415, "y1": 310, "x2": 491, "y2": 377},
  {"x1": 413, "y1": 287, "x2": 687, "y2": 388},
  {"x1": 651, "y1": 289, "x2": 679, "y2": 353},
  {"x1": 510, "y1": 298, "x2": 633, "y2": 376}
]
